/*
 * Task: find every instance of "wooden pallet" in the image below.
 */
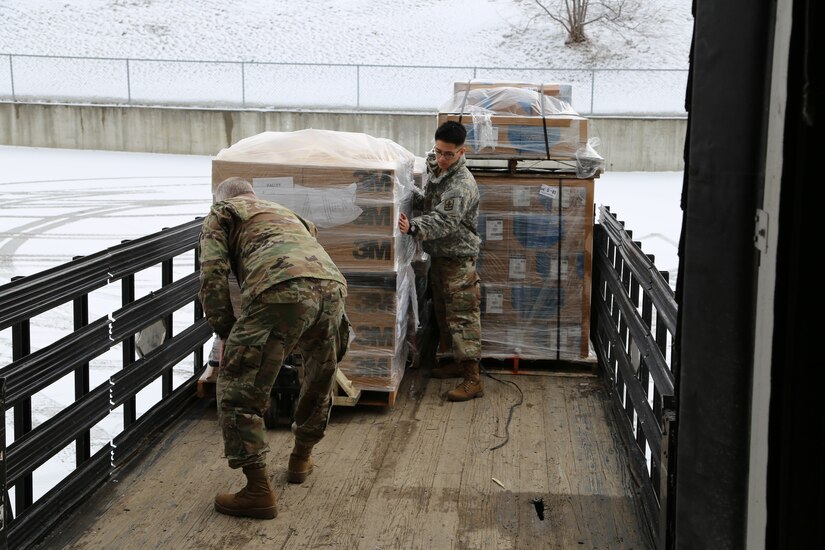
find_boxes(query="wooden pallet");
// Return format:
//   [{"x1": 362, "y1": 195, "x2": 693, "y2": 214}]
[
  {"x1": 351, "y1": 389, "x2": 398, "y2": 407},
  {"x1": 331, "y1": 368, "x2": 361, "y2": 406},
  {"x1": 333, "y1": 370, "x2": 398, "y2": 408},
  {"x1": 200, "y1": 366, "x2": 397, "y2": 408}
]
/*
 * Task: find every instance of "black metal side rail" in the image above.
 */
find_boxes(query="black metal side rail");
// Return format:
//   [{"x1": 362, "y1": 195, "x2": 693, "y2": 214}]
[
  {"x1": 0, "y1": 218, "x2": 211, "y2": 550},
  {"x1": 591, "y1": 206, "x2": 678, "y2": 550}
]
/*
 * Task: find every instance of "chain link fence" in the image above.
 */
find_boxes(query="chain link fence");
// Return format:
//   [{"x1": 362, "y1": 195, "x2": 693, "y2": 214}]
[{"x1": 0, "y1": 53, "x2": 688, "y2": 116}]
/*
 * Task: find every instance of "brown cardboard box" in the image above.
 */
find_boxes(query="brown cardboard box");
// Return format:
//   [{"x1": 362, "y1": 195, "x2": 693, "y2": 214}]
[
  {"x1": 339, "y1": 272, "x2": 414, "y2": 392},
  {"x1": 475, "y1": 173, "x2": 594, "y2": 277},
  {"x1": 481, "y1": 281, "x2": 582, "y2": 324},
  {"x1": 212, "y1": 162, "x2": 397, "y2": 201},
  {"x1": 477, "y1": 247, "x2": 510, "y2": 283},
  {"x1": 483, "y1": 251, "x2": 586, "y2": 287},
  {"x1": 210, "y1": 130, "x2": 422, "y2": 392},
  {"x1": 479, "y1": 179, "x2": 591, "y2": 214},
  {"x1": 471, "y1": 171, "x2": 596, "y2": 361},
  {"x1": 211, "y1": 161, "x2": 417, "y2": 273},
  {"x1": 479, "y1": 183, "x2": 556, "y2": 213},
  {"x1": 481, "y1": 320, "x2": 587, "y2": 361},
  {"x1": 508, "y1": 217, "x2": 588, "y2": 256},
  {"x1": 437, "y1": 112, "x2": 588, "y2": 160}
]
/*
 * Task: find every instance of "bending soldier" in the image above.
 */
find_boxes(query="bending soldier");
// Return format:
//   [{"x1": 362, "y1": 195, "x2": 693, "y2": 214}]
[{"x1": 199, "y1": 177, "x2": 348, "y2": 519}]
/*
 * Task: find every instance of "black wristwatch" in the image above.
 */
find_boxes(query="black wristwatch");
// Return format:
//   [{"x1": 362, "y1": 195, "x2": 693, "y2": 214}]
[{"x1": 408, "y1": 223, "x2": 419, "y2": 237}]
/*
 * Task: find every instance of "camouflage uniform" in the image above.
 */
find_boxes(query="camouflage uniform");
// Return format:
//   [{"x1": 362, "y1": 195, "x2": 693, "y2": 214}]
[
  {"x1": 410, "y1": 154, "x2": 482, "y2": 361},
  {"x1": 199, "y1": 196, "x2": 347, "y2": 470}
]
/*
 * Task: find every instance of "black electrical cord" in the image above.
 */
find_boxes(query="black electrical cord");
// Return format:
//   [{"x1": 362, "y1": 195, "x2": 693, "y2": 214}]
[{"x1": 483, "y1": 365, "x2": 525, "y2": 451}]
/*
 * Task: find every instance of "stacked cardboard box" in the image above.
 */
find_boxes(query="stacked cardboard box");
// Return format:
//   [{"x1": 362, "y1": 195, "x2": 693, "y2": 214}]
[
  {"x1": 438, "y1": 80, "x2": 588, "y2": 161},
  {"x1": 437, "y1": 112, "x2": 588, "y2": 160},
  {"x1": 342, "y1": 272, "x2": 415, "y2": 391},
  {"x1": 473, "y1": 172, "x2": 595, "y2": 360},
  {"x1": 212, "y1": 129, "x2": 422, "y2": 393}
]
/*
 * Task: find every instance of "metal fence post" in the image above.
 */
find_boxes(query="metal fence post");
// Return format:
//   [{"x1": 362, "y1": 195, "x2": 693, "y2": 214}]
[
  {"x1": 126, "y1": 58, "x2": 132, "y2": 105},
  {"x1": 590, "y1": 69, "x2": 596, "y2": 115},
  {"x1": 72, "y1": 255, "x2": 91, "y2": 465},
  {"x1": 8, "y1": 55, "x2": 15, "y2": 103},
  {"x1": 241, "y1": 61, "x2": 246, "y2": 107},
  {"x1": 10, "y1": 277, "x2": 33, "y2": 514}
]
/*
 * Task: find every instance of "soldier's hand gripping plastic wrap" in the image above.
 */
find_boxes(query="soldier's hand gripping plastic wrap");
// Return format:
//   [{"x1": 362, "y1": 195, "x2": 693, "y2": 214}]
[{"x1": 210, "y1": 129, "x2": 425, "y2": 394}]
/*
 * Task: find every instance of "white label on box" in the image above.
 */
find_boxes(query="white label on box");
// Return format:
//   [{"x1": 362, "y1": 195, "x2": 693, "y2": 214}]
[
  {"x1": 539, "y1": 184, "x2": 558, "y2": 199},
  {"x1": 509, "y1": 256, "x2": 527, "y2": 280},
  {"x1": 253, "y1": 176, "x2": 294, "y2": 190},
  {"x1": 486, "y1": 218, "x2": 504, "y2": 241},
  {"x1": 486, "y1": 290, "x2": 504, "y2": 314},
  {"x1": 251, "y1": 181, "x2": 362, "y2": 228},
  {"x1": 512, "y1": 186, "x2": 532, "y2": 207}
]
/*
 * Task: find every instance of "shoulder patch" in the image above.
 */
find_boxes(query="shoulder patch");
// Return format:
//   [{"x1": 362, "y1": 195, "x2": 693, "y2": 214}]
[{"x1": 444, "y1": 198, "x2": 455, "y2": 212}]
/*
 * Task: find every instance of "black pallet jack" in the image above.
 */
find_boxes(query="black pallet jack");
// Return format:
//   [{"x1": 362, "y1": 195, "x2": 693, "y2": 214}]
[
  {"x1": 263, "y1": 360, "x2": 301, "y2": 429},
  {"x1": 197, "y1": 343, "x2": 302, "y2": 430}
]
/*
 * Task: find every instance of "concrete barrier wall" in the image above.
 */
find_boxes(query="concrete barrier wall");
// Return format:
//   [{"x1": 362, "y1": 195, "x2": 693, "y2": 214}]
[{"x1": 0, "y1": 103, "x2": 686, "y2": 171}]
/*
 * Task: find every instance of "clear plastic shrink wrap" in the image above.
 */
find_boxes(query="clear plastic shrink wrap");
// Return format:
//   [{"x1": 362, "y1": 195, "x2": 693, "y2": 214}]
[
  {"x1": 438, "y1": 81, "x2": 604, "y2": 177},
  {"x1": 434, "y1": 81, "x2": 600, "y2": 362},
  {"x1": 212, "y1": 129, "x2": 425, "y2": 392},
  {"x1": 474, "y1": 174, "x2": 595, "y2": 361}
]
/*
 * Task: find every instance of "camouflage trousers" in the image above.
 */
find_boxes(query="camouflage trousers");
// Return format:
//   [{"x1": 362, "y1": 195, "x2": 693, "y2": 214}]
[
  {"x1": 429, "y1": 256, "x2": 482, "y2": 361},
  {"x1": 217, "y1": 277, "x2": 347, "y2": 469}
]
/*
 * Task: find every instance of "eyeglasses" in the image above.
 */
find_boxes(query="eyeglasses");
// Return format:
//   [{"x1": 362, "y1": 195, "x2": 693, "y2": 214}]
[{"x1": 433, "y1": 147, "x2": 462, "y2": 160}]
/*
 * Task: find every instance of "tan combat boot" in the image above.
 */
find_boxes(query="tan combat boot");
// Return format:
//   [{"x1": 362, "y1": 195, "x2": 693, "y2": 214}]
[
  {"x1": 431, "y1": 360, "x2": 464, "y2": 379},
  {"x1": 446, "y1": 360, "x2": 484, "y2": 401},
  {"x1": 214, "y1": 465, "x2": 277, "y2": 519},
  {"x1": 287, "y1": 441, "x2": 314, "y2": 483}
]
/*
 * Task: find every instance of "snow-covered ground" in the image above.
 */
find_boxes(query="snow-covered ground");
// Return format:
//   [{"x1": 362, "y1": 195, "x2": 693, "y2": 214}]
[
  {"x1": 0, "y1": 0, "x2": 693, "y2": 113},
  {"x1": 0, "y1": 0, "x2": 692, "y2": 68}
]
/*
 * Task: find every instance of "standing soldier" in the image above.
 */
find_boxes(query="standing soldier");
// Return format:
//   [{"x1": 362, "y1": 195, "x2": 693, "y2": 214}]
[
  {"x1": 199, "y1": 177, "x2": 348, "y2": 519},
  {"x1": 398, "y1": 120, "x2": 483, "y2": 401}
]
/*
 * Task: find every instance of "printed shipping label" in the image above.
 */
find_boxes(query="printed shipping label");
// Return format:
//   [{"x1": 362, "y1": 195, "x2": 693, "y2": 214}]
[
  {"x1": 486, "y1": 218, "x2": 504, "y2": 241},
  {"x1": 253, "y1": 176, "x2": 294, "y2": 190},
  {"x1": 486, "y1": 290, "x2": 504, "y2": 314},
  {"x1": 509, "y1": 256, "x2": 527, "y2": 280},
  {"x1": 539, "y1": 184, "x2": 559, "y2": 199}
]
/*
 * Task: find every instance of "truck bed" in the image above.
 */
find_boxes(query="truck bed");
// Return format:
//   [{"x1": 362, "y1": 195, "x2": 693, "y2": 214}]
[{"x1": 32, "y1": 366, "x2": 651, "y2": 549}]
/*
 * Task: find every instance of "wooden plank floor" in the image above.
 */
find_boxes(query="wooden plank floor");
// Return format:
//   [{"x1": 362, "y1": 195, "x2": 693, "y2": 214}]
[{"x1": 33, "y1": 365, "x2": 653, "y2": 550}]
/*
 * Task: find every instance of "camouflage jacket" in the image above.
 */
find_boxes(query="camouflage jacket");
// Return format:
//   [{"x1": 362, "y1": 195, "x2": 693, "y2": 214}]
[
  {"x1": 198, "y1": 196, "x2": 346, "y2": 339},
  {"x1": 411, "y1": 154, "x2": 480, "y2": 258}
]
